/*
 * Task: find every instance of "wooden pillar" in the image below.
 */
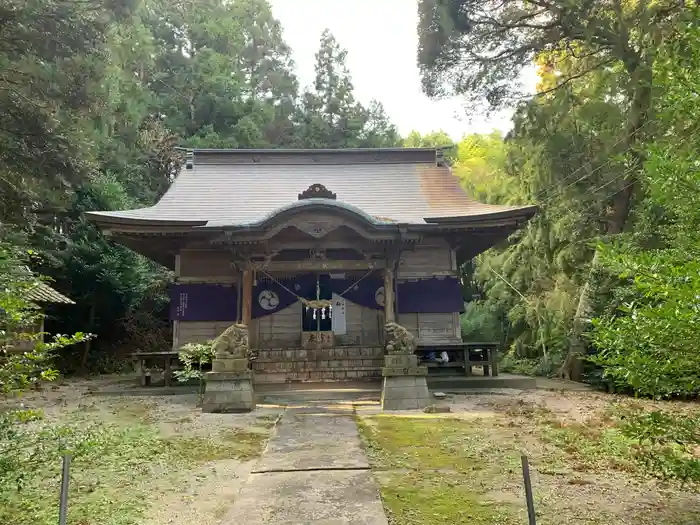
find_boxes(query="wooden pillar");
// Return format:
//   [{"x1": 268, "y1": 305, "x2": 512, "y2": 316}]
[
  {"x1": 384, "y1": 268, "x2": 395, "y2": 323},
  {"x1": 172, "y1": 252, "x2": 181, "y2": 349},
  {"x1": 236, "y1": 269, "x2": 244, "y2": 323},
  {"x1": 241, "y1": 269, "x2": 253, "y2": 326}
]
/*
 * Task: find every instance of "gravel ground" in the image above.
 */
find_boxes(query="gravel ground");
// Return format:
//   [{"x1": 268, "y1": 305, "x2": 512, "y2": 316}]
[{"x1": 2, "y1": 376, "x2": 284, "y2": 525}]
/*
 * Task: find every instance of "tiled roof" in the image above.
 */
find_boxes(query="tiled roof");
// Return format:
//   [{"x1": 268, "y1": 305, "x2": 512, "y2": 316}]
[
  {"x1": 26, "y1": 282, "x2": 75, "y2": 304},
  {"x1": 87, "y1": 148, "x2": 536, "y2": 227}
]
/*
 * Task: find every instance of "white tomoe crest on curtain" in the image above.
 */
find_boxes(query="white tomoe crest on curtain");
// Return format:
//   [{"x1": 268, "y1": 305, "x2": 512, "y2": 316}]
[
  {"x1": 258, "y1": 290, "x2": 280, "y2": 311},
  {"x1": 374, "y1": 286, "x2": 385, "y2": 307}
]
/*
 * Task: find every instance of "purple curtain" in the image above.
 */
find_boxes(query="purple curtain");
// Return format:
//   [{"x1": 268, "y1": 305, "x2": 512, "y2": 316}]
[
  {"x1": 169, "y1": 275, "x2": 466, "y2": 321},
  {"x1": 252, "y1": 274, "x2": 316, "y2": 319},
  {"x1": 326, "y1": 274, "x2": 385, "y2": 310},
  {"x1": 169, "y1": 283, "x2": 237, "y2": 321},
  {"x1": 397, "y1": 277, "x2": 465, "y2": 314}
]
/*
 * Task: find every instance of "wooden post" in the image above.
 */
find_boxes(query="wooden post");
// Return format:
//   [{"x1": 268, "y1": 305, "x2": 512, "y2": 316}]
[
  {"x1": 384, "y1": 268, "x2": 395, "y2": 323},
  {"x1": 236, "y1": 269, "x2": 244, "y2": 323},
  {"x1": 490, "y1": 345, "x2": 499, "y2": 376},
  {"x1": 241, "y1": 269, "x2": 253, "y2": 326}
]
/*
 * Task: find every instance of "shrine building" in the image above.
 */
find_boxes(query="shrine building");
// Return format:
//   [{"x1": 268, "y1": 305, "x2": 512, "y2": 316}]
[{"x1": 86, "y1": 147, "x2": 536, "y2": 384}]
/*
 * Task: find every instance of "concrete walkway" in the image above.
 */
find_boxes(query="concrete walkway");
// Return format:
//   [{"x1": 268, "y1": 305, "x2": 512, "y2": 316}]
[{"x1": 220, "y1": 406, "x2": 388, "y2": 525}]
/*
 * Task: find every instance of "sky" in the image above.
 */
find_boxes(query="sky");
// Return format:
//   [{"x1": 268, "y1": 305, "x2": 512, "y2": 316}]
[{"x1": 269, "y1": 0, "x2": 537, "y2": 141}]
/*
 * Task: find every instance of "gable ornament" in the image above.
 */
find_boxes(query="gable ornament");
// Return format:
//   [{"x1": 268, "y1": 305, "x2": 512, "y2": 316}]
[{"x1": 298, "y1": 183, "x2": 337, "y2": 200}]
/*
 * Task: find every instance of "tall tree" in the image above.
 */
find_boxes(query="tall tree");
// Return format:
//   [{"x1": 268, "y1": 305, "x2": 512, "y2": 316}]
[
  {"x1": 589, "y1": 12, "x2": 700, "y2": 396},
  {"x1": 295, "y1": 30, "x2": 399, "y2": 148},
  {"x1": 229, "y1": 0, "x2": 299, "y2": 145},
  {"x1": 144, "y1": 0, "x2": 299, "y2": 148},
  {"x1": 0, "y1": 0, "x2": 136, "y2": 224},
  {"x1": 417, "y1": 0, "x2": 688, "y2": 379}
]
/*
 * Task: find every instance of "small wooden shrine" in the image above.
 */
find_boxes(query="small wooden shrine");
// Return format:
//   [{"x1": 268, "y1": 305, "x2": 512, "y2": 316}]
[{"x1": 86, "y1": 147, "x2": 536, "y2": 383}]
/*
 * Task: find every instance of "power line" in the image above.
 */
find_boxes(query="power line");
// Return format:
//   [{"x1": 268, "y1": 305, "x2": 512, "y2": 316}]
[{"x1": 533, "y1": 118, "x2": 654, "y2": 203}]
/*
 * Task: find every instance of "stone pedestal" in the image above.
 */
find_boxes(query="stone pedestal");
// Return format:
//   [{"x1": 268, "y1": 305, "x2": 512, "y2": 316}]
[
  {"x1": 380, "y1": 354, "x2": 430, "y2": 411},
  {"x1": 202, "y1": 358, "x2": 255, "y2": 413}
]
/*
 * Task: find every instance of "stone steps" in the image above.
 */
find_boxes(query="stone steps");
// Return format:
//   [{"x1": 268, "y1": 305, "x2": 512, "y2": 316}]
[
  {"x1": 252, "y1": 359, "x2": 383, "y2": 372},
  {"x1": 252, "y1": 345, "x2": 385, "y2": 384},
  {"x1": 255, "y1": 346, "x2": 384, "y2": 361},
  {"x1": 254, "y1": 369, "x2": 381, "y2": 384}
]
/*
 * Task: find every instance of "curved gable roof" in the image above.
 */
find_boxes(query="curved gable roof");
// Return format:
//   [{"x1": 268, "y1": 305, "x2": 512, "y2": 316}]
[{"x1": 86, "y1": 148, "x2": 536, "y2": 227}]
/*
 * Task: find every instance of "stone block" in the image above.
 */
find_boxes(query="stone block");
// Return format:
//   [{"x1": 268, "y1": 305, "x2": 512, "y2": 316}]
[
  {"x1": 380, "y1": 374, "x2": 430, "y2": 412},
  {"x1": 382, "y1": 376, "x2": 416, "y2": 387},
  {"x1": 202, "y1": 371, "x2": 255, "y2": 413},
  {"x1": 384, "y1": 354, "x2": 418, "y2": 368},
  {"x1": 206, "y1": 370, "x2": 253, "y2": 381},
  {"x1": 211, "y1": 358, "x2": 249, "y2": 373},
  {"x1": 370, "y1": 347, "x2": 384, "y2": 357},
  {"x1": 381, "y1": 366, "x2": 428, "y2": 377}
]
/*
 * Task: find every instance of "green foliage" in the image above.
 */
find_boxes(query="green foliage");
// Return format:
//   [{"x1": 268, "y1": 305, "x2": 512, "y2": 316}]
[
  {"x1": 403, "y1": 129, "x2": 455, "y2": 162},
  {"x1": 293, "y1": 30, "x2": 400, "y2": 148},
  {"x1": 0, "y1": 404, "x2": 269, "y2": 525},
  {"x1": 432, "y1": 4, "x2": 700, "y2": 392},
  {"x1": 0, "y1": 229, "x2": 90, "y2": 396},
  {"x1": 589, "y1": 247, "x2": 700, "y2": 397},
  {"x1": 459, "y1": 302, "x2": 501, "y2": 342},
  {"x1": 589, "y1": 14, "x2": 700, "y2": 397},
  {"x1": 0, "y1": 0, "x2": 136, "y2": 222},
  {"x1": 544, "y1": 405, "x2": 700, "y2": 483},
  {"x1": 454, "y1": 131, "x2": 515, "y2": 203},
  {"x1": 174, "y1": 341, "x2": 215, "y2": 395},
  {"x1": 417, "y1": 0, "x2": 683, "y2": 109}
]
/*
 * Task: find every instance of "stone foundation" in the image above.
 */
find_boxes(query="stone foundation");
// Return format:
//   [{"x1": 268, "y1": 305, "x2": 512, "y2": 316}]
[
  {"x1": 202, "y1": 358, "x2": 255, "y2": 413},
  {"x1": 380, "y1": 354, "x2": 430, "y2": 411},
  {"x1": 252, "y1": 345, "x2": 384, "y2": 383}
]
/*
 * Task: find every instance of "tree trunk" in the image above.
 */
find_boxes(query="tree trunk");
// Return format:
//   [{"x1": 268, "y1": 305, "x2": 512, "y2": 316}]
[{"x1": 559, "y1": 60, "x2": 653, "y2": 381}]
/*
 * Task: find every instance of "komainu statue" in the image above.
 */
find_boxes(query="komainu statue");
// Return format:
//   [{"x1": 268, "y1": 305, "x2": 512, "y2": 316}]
[
  {"x1": 384, "y1": 322, "x2": 416, "y2": 355},
  {"x1": 212, "y1": 324, "x2": 253, "y2": 360}
]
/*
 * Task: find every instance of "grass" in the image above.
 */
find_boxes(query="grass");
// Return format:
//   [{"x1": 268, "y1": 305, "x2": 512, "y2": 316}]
[
  {"x1": 357, "y1": 415, "x2": 530, "y2": 525},
  {"x1": 377, "y1": 471, "x2": 518, "y2": 524},
  {"x1": 357, "y1": 398, "x2": 700, "y2": 525},
  {"x1": 254, "y1": 414, "x2": 279, "y2": 430},
  {"x1": 164, "y1": 429, "x2": 268, "y2": 462},
  {"x1": 0, "y1": 402, "x2": 272, "y2": 525}
]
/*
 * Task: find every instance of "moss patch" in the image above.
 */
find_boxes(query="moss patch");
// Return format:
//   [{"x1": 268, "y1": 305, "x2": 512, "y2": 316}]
[
  {"x1": 378, "y1": 471, "x2": 522, "y2": 525},
  {"x1": 358, "y1": 415, "x2": 526, "y2": 525},
  {"x1": 357, "y1": 401, "x2": 700, "y2": 525}
]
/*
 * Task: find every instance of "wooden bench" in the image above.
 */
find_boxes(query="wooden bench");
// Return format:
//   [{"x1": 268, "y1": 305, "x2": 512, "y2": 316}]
[
  {"x1": 415, "y1": 342, "x2": 499, "y2": 377},
  {"x1": 129, "y1": 351, "x2": 181, "y2": 387}
]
